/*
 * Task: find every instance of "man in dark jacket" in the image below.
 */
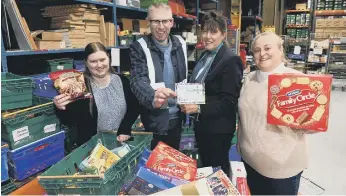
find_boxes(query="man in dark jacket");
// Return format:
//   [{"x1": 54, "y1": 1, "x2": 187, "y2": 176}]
[{"x1": 129, "y1": 3, "x2": 187, "y2": 150}]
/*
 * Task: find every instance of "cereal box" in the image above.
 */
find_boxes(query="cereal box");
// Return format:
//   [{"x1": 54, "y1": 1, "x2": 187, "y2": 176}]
[
  {"x1": 152, "y1": 169, "x2": 240, "y2": 195},
  {"x1": 196, "y1": 166, "x2": 221, "y2": 180},
  {"x1": 146, "y1": 142, "x2": 197, "y2": 181},
  {"x1": 267, "y1": 74, "x2": 332, "y2": 132}
]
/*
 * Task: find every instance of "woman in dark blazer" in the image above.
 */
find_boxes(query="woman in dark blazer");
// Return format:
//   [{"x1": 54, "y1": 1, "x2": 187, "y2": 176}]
[
  {"x1": 53, "y1": 42, "x2": 141, "y2": 146},
  {"x1": 180, "y1": 11, "x2": 243, "y2": 176}
]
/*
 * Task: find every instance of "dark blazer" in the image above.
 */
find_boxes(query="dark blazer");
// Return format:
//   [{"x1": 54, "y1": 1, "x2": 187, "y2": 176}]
[
  {"x1": 55, "y1": 74, "x2": 140, "y2": 146},
  {"x1": 129, "y1": 34, "x2": 187, "y2": 134},
  {"x1": 194, "y1": 44, "x2": 243, "y2": 134}
]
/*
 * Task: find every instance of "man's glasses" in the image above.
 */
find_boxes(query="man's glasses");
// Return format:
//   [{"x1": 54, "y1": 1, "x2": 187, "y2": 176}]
[{"x1": 149, "y1": 19, "x2": 173, "y2": 27}]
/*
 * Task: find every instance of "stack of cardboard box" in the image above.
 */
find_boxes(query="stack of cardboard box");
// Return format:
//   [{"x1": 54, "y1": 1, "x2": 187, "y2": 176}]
[
  {"x1": 41, "y1": 4, "x2": 115, "y2": 48},
  {"x1": 315, "y1": 18, "x2": 346, "y2": 39}
]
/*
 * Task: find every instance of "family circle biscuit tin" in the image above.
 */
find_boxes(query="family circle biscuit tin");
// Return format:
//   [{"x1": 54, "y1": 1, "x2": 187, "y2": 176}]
[{"x1": 267, "y1": 73, "x2": 332, "y2": 132}]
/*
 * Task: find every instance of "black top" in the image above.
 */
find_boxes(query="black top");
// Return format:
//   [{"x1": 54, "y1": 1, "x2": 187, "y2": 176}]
[
  {"x1": 55, "y1": 74, "x2": 141, "y2": 146},
  {"x1": 194, "y1": 44, "x2": 244, "y2": 134}
]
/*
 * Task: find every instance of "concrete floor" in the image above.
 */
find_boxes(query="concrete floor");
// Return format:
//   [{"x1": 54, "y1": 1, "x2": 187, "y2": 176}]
[{"x1": 302, "y1": 91, "x2": 346, "y2": 195}]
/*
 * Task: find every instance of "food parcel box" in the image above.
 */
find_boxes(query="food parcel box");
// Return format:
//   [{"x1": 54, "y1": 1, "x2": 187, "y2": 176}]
[{"x1": 268, "y1": 74, "x2": 332, "y2": 132}]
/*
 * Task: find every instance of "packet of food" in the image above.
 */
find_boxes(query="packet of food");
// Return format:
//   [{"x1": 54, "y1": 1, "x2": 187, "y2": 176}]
[
  {"x1": 111, "y1": 143, "x2": 131, "y2": 158},
  {"x1": 49, "y1": 69, "x2": 92, "y2": 100},
  {"x1": 79, "y1": 143, "x2": 120, "y2": 175}
]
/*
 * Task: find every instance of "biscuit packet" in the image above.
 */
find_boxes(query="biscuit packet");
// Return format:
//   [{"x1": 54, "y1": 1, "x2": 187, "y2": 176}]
[
  {"x1": 146, "y1": 142, "x2": 197, "y2": 181},
  {"x1": 79, "y1": 143, "x2": 120, "y2": 175},
  {"x1": 267, "y1": 73, "x2": 332, "y2": 132},
  {"x1": 49, "y1": 69, "x2": 92, "y2": 100}
]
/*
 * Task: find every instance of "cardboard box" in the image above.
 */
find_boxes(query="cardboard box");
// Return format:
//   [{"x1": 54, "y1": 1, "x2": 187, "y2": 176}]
[
  {"x1": 267, "y1": 74, "x2": 332, "y2": 132},
  {"x1": 324, "y1": 19, "x2": 333, "y2": 28},
  {"x1": 230, "y1": 161, "x2": 247, "y2": 185},
  {"x1": 341, "y1": 30, "x2": 346, "y2": 37},
  {"x1": 35, "y1": 41, "x2": 66, "y2": 49},
  {"x1": 33, "y1": 31, "x2": 63, "y2": 41},
  {"x1": 296, "y1": 3, "x2": 307, "y2": 10},
  {"x1": 196, "y1": 167, "x2": 221, "y2": 180},
  {"x1": 146, "y1": 142, "x2": 197, "y2": 181},
  {"x1": 331, "y1": 29, "x2": 340, "y2": 38},
  {"x1": 332, "y1": 18, "x2": 342, "y2": 27},
  {"x1": 316, "y1": 19, "x2": 325, "y2": 28},
  {"x1": 153, "y1": 170, "x2": 240, "y2": 195},
  {"x1": 322, "y1": 29, "x2": 332, "y2": 38},
  {"x1": 341, "y1": 18, "x2": 346, "y2": 27}
]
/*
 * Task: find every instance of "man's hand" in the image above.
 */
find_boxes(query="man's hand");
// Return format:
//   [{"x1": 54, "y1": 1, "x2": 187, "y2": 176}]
[
  {"x1": 153, "y1": 88, "x2": 176, "y2": 108},
  {"x1": 181, "y1": 104, "x2": 199, "y2": 114}
]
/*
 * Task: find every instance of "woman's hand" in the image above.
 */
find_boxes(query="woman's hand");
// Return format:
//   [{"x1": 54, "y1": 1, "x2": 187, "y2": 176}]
[
  {"x1": 53, "y1": 94, "x2": 73, "y2": 110},
  {"x1": 181, "y1": 104, "x2": 199, "y2": 114},
  {"x1": 117, "y1": 134, "x2": 131, "y2": 142}
]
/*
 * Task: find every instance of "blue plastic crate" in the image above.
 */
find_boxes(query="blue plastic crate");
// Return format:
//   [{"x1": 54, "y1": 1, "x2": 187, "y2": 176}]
[
  {"x1": 1, "y1": 142, "x2": 10, "y2": 182},
  {"x1": 73, "y1": 60, "x2": 86, "y2": 72},
  {"x1": 8, "y1": 131, "x2": 65, "y2": 181},
  {"x1": 31, "y1": 73, "x2": 58, "y2": 99}
]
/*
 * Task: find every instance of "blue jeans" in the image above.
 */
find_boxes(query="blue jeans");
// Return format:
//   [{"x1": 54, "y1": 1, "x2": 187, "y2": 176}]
[{"x1": 243, "y1": 160, "x2": 303, "y2": 195}]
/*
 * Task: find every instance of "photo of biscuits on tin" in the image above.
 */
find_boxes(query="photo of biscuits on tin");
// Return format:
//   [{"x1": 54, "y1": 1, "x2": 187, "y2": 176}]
[
  {"x1": 316, "y1": 94, "x2": 328, "y2": 105},
  {"x1": 309, "y1": 80, "x2": 324, "y2": 91}
]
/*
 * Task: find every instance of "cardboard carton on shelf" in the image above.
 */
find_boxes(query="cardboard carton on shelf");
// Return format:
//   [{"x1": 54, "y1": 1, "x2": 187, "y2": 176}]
[
  {"x1": 316, "y1": 19, "x2": 326, "y2": 28},
  {"x1": 35, "y1": 40, "x2": 66, "y2": 50},
  {"x1": 315, "y1": 29, "x2": 324, "y2": 39},
  {"x1": 296, "y1": 3, "x2": 307, "y2": 10},
  {"x1": 324, "y1": 19, "x2": 333, "y2": 28},
  {"x1": 332, "y1": 18, "x2": 342, "y2": 28}
]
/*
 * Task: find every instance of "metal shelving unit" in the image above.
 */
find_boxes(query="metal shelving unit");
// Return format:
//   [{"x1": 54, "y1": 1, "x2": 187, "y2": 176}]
[{"x1": 1, "y1": 0, "x2": 219, "y2": 72}]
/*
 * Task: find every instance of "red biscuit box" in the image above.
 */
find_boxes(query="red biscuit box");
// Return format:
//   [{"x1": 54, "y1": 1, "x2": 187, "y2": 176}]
[
  {"x1": 146, "y1": 142, "x2": 197, "y2": 181},
  {"x1": 236, "y1": 177, "x2": 251, "y2": 196},
  {"x1": 267, "y1": 73, "x2": 332, "y2": 132}
]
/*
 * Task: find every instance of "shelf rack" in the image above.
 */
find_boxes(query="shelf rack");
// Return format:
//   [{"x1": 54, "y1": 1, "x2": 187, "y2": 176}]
[{"x1": 1, "y1": 0, "x2": 219, "y2": 72}]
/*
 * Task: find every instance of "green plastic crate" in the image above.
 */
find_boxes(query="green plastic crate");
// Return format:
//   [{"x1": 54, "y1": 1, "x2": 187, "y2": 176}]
[
  {"x1": 1, "y1": 73, "x2": 34, "y2": 111},
  {"x1": 1, "y1": 96, "x2": 61, "y2": 150},
  {"x1": 46, "y1": 58, "x2": 73, "y2": 72},
  {"x1": 38, "y1": 131, "x2": 152, "y2": 195},
  {"x1": 1, "y1": 180, "x2": 17, "y2": 195}
]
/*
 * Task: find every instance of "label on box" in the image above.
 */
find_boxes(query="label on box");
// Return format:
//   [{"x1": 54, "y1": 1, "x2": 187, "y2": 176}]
[
  {"x1": 44, "y1": 124, "x2": 57, "y2": 133},
  {"x1": 267, "y1": 73, "x2": 332, "y2": 132},
  {"x1": 313, "y1": 47, "x2": 323, "y2": 55},
  {"x1": 335, "y1": 62, "x2": 344, "y2": 65},
  {"x1": 57, "y1": 65, "x2": 64, "y2": 70},
  {"x1": 12, "y1": 126, "x2": 30, "y2": 142},
  {"x1": 176, "y1": 83, "x2": 205, "y2": 104},
  {"x1": 294, "y1": 46, "x2": 301, "y2": 55}
]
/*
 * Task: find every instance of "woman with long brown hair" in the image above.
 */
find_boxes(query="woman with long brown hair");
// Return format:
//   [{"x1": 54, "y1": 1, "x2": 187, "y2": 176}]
[{"x1": 54, "y1": 42, "x2": 140, "y2": 145}]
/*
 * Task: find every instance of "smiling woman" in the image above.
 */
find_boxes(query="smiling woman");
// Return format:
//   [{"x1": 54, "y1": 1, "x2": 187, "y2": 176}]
[
  {"x1": 53, "y1": 42, "x2": 141, "y2": 146},
  {"x1": 181, "y1": 11, "x2": 243, "y2": 177}
]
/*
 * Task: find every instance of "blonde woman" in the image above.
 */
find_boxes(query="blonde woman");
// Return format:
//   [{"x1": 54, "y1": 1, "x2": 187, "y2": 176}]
[{"x1": 238, "y1": 32, "x2": 314, "y2": 195}]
